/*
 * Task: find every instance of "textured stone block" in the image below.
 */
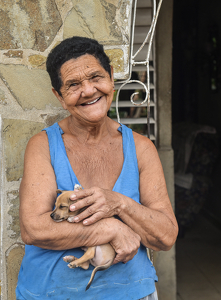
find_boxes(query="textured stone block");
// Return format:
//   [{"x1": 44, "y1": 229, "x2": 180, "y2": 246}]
[
  {"x1": 64, "y1": 0, "x2": 123, "y2": 44},
  {"x1": 28, "y1": 55, "x2": 47, "y2": 68},
  {"x1": 4, "y1": 50, "x2": 23, "y2": 59},
  {"x1": 0, "y1": 0, "x2": 62, "y2": 51},
  {"x1": 64, "y1": 0, "x2": 133, "y2": 79},
  {"x1": 41, "y1": 111, "x2": 70, "y2": 126},
  {"x1": 0, "y1": 88, "x2": 7, "y2": 105},
  {"x1": 105, "y1": 49, "x2": 124, "y2": 73},
  {"x1": 3, "y1": 119, "x2": 45, "y2": 181},
  {"x1": 7, "y1": 191, "x2": 20, "y2": 240},
  {"x1": 6, "y1": 244, "x2": 25, "y2": 300},
  {"x1": 0, "y1": 64, "x2": 61, "y2": 110}
]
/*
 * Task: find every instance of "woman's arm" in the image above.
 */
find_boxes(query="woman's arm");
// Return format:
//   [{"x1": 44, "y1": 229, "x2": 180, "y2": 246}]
[
  {"x1": 19, "y1": 131, "x2": 140, "y2": 263},
  {"x1": 118, "y1": 132, "x2": 178, "y2": 250},
  {"x1": 68, "y1": 133, "x2": 178, "y2": 251}
]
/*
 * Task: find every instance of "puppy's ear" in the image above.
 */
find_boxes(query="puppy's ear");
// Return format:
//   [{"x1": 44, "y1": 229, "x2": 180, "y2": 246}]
[{"x1": 56, "y1": 189, "x2": 63, "y2": 194}]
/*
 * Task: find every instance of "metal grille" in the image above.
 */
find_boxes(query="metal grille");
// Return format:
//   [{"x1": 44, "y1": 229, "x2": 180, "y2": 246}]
[{"x1": 109, "y1": 0, "x2": 159, "y2": 144}]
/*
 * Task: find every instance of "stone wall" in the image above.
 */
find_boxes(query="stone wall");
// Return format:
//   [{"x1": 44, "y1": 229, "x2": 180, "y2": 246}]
[{"x1": 0, "y1": 1, "x2": 133, "y2": 299}]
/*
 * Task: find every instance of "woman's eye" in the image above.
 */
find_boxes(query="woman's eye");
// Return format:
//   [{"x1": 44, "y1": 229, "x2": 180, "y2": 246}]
[
  {"x1": 92, "y1": 75, "x2": 100, "y2": 80},
  {"x1": 69, "y1": 83, "x2": 79, "y2": 91}
]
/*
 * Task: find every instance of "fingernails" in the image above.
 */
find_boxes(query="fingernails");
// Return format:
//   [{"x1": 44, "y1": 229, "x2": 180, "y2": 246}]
[
  {"x1": 70, "y1": 194, "x2": 77, "y2": 200},
  {"x1": 74, "y1": 217, "x2": 79, "y2": 222},
  {"x1": 83, "y1": 220, "x2": 88, "y2": 225},
  {"x1": 70, "y1": 205, "x2": 75, "y2": 211}
]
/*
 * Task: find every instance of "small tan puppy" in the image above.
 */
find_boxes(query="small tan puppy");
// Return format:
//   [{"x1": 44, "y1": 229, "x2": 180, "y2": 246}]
[{"x1": 50, "y1": 184, "x2": 116, "y2": 290}]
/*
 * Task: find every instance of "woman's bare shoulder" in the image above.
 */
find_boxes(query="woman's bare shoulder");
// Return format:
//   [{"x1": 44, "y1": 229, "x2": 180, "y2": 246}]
[
  {"x1": 132, "y1": 130, "x2": 162, "y2": 173},
  {"x1": 25, "y1": 130, "x2": 50, "y2": 160},
  {"x1": 28, "y1": 130, "x2": 48, "y2": 143},
  {"x1": 21, "y1": 130, "x2": 56, "y2": 198},
  {"x1": 132, "y1": 131, "x2": 157, "y2": 156}
]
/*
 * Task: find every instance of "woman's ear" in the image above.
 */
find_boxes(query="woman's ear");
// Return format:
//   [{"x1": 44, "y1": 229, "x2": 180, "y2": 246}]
[
  {"x1": 52, "y1": 88, "x2": 67, "y2": 110},
  {"x1": 110, "y1": 66, "x2": 114, "y2": 86}
]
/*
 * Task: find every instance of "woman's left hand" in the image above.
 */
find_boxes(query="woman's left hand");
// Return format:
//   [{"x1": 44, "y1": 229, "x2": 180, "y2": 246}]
[{"x1": 68, "y1": 187, "x2": 122, "y2": 225}]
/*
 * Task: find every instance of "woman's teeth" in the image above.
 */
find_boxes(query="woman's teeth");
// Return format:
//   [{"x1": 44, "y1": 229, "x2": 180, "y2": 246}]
[{"x1": 83, "y1": 97, "x2": 101, "y2": 105}]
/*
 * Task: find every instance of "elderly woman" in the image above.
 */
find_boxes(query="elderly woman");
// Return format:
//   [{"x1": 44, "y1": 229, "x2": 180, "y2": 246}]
[{"x1": 16, "y1": 36, "x2": 178, "y2": 300}]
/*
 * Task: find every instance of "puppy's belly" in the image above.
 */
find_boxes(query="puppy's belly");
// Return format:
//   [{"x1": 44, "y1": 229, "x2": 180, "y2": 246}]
[{"x1": 90, "y1": 244, "x2": 115, "y2": 267}]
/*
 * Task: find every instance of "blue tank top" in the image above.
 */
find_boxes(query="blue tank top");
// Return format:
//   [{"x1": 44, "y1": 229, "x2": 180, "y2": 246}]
[{"x1": 16, "y1": 122, "x2": 157, "y2": 300}]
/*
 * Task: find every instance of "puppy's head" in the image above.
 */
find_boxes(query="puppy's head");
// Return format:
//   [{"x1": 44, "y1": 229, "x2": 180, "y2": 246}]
[{"x1": 50, "y1": 190, "x2": 82, "y2": 222}]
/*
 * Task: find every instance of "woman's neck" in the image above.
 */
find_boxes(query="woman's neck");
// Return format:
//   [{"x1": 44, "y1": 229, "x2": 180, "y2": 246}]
[{"x1": 64, "y1": 115, "x2": 116, "y2": 145}]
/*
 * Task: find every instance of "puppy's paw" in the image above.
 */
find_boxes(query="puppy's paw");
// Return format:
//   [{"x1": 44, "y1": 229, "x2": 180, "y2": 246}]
[
  {"x1": 67, "y1": 216, "x2": 76, "y2": 223},
  {"x1": 74, "y1": 184, "x2": 82, "y2": 190},
  {"x1": 63, "y1": 255, "x2": 76, "y2": 263},
  {"x1": 68, "y1": 260, "x2": 90, "y2": 270},
  {"x1": 68, "y1": 262, "x2": 77, "y2": 269}
]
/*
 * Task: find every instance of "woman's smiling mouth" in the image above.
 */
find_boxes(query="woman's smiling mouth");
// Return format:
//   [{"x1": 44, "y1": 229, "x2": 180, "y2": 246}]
[{"x1": 81, "y1": 97, "x2": 102, "y2": 106}]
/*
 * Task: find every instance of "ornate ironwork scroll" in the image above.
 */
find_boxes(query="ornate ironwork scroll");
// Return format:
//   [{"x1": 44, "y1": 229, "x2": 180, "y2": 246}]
[{"x1": 116, "y1": 0, "x2": 164, "y2": 138}]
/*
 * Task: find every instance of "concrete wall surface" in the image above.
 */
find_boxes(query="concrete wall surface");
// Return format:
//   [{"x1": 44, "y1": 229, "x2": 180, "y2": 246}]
[
  {"x1": 156, "y1": 1, "x2": 177, "y2": 300},
  {"x1": 0, "y1": 1, "x2": 133, "y2": 299}
]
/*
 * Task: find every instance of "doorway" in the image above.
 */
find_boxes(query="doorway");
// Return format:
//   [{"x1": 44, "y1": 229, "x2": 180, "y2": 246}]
[{"x1": 172, "y1": 0, "x2": 221, "y2": 299}]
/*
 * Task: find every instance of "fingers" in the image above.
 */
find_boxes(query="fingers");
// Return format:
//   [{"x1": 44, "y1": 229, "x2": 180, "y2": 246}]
[
  {"x1": 113, "y1": 249, "x2": 138, "y2": 265},
  {"x1": 112, "y1": 245, "x2": 139, "y2": 264},
  {"x1": 70, "y1": 195, "x2": 94, "y2": 214},
  {"x1": 69, "y1": 190, "x2": 101, "y2": 224},
  {"x1": 110, "y1": 224, "x2": 141, "y2": 264},
  {"x1": 68, "y1": 187, "x2": 116, "y2": 224},
  {"x1": 69, "y1": 189, "x2": 94, "y2": 211},
  {"x1": 71, "y1": 207, "x2": 104, "y2": 225},
  {"x1": 69, "y1": 192, "x2": 98, "y2": 223},
  {"x1": 82, "y1": 212, "x2": 103, "y2": 225}
]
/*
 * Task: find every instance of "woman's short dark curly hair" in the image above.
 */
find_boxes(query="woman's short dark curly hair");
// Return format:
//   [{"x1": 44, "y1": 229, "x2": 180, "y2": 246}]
[{"x1": 46, "y1": 36, "x2": 111, "y2": 96}]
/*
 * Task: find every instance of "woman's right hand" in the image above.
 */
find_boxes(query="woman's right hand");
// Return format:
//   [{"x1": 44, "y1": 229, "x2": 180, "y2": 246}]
[{"x1": 108, "y1": 219, "x2": 141, "y2": 264}]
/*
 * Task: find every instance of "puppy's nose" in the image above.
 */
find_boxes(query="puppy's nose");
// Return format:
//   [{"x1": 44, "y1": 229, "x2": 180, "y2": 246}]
[{"x1": 50, "y1": 212, "x2": 55, "y2": 219}]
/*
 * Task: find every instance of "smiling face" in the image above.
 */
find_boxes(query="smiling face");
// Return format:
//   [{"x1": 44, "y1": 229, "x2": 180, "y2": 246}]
[{"x1": 52, "y1": 54, "x2": 114, "y2": 125}]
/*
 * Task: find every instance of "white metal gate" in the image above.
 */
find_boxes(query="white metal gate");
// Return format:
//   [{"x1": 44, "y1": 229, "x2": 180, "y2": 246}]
[{"x1": 110, "y1": 0, "x2": 160, "y2": 144}]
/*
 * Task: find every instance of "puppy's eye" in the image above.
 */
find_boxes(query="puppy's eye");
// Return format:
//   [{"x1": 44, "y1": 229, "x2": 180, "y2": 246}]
[{"x1": 59, "y1": 205, "x2": 66, "y2": 209}]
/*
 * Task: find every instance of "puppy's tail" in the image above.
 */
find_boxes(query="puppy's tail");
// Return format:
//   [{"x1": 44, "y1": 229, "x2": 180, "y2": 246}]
[{"x1": 85, "y1": 260, "x2": 114, "y2": 291}]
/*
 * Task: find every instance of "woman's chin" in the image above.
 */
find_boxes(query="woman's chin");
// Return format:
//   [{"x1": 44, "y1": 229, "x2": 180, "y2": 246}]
[
  {"x1": 71, "y1": 112, "x2": 107, "y2": 127},
  {"x1": 72, "y1": 107, "x2": 109, "y2": 125}
]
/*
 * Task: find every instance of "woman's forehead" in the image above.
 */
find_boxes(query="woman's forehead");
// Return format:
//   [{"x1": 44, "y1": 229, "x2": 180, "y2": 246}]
[{"x1": 60, "y1": 54, "x2": 105, "y2": 75}]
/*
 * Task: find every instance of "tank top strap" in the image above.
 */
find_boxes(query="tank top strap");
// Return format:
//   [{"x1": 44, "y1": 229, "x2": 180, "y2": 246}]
[
  {"x1": 43, "y1": 122, "x2": 64, "y2": 167},
  {"x1": 43, "y1": 122, "x2": 79, "y2": 191},
  {"x1": 114, "y1": 124, "x2": 140, "y2": 203},
  {"x1": 118, "y1": 124, "x2": 139, "y2": 175}
]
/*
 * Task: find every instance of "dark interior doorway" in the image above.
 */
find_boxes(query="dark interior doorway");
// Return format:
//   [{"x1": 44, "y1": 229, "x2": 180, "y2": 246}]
[
  {"x1": 172, "y1": 1, "x2": 221, "y2": 298},
  {"x1": 172, "y1": 0, "x2": 221, "y2": 233}
]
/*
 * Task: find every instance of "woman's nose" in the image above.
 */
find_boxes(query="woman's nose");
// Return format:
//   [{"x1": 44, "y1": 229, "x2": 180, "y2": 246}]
[{"x1": 81, "y1": 80, "x2": 96, "y2": 97}]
